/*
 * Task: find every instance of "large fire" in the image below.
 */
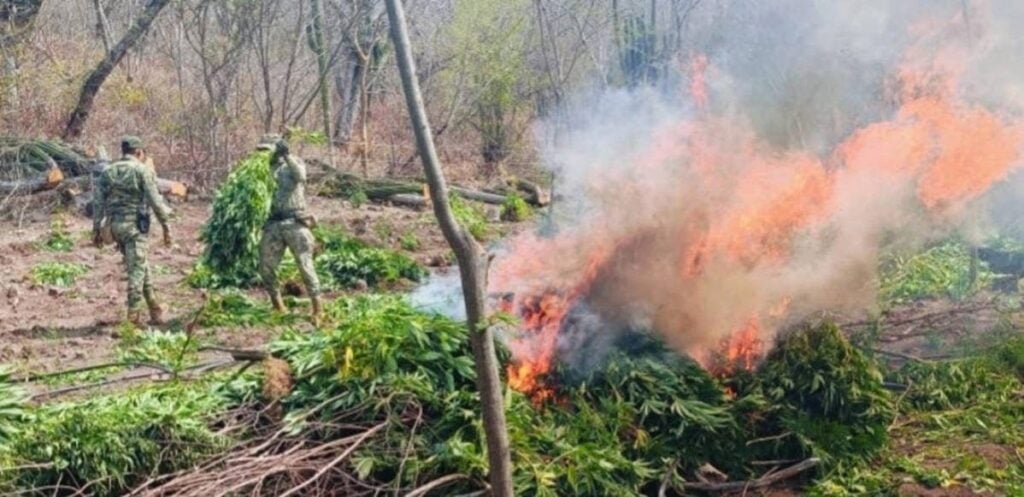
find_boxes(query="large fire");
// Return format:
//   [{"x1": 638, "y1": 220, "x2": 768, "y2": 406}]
[{"x1": 494, "y1": 10, "x2": 1024, "y2": 401}]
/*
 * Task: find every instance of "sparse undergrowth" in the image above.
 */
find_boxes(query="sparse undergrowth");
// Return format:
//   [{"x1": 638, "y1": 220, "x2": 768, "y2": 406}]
[{"x1": 30, "y1": 261, "x2": 88, "y2": 287}]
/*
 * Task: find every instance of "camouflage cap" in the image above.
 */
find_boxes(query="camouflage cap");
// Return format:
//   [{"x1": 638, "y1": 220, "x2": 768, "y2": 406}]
[
  {"x1": 121, "y1": 135, "x2": 144, "y2": 150},
  {"x1": 256, "y1": 133, "x2": 283, "y2": 151}
]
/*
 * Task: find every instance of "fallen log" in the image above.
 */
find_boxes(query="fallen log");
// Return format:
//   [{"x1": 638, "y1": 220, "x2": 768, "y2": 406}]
[
  {"x1": 157, "y1": 177, "x2": 188, "y2": 197},
  {"x1": 449, "y1": 186, "x2": 507, "y2": 205},
  {"x1": 0, "y1": 166, "x2": 63, "y2": 195},
  {"x1": 388, "y1": 193, "x2": 428, "y2": 209},
  {"x1": 317, "y1": 167, "x2": 523, "y2": 207},
  {"x1": 487, "y1": 178, "x2": 550, "y2": 206}
]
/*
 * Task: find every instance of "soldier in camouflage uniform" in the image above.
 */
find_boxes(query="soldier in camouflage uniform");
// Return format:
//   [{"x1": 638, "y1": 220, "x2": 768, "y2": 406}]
[
  {"x1": 257, "y1": 135, "x2": 322, "y2": 324},
  {"x1": 92, "y1": 136, "x2": 173, "y2": 325}
]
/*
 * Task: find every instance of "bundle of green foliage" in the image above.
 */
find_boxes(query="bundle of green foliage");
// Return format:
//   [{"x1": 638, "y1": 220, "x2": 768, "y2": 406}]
[
  {"x1": 278, "y1": 226, "x2": 427, "y2": 290},
  {"x1": 191, "y1": 149, "x2": 275, "y2": 288},
  {"x1": 0, "y1": 382, "x2": 249, "y2": 497},
  {"x1": 30, "y1": 261, "x2": 88, "y2": 287},
  {"x1": 879, "y1": 240, "x2": 992, "y2": 304},
  {"x1": 751, "y1": 322, "x2": 894, "y2": 465}
]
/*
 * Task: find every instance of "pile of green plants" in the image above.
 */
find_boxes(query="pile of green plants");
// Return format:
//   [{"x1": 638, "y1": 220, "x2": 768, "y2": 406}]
[
  {"x1": 809, "y1": 336, "x2": 1024, "y2": 495},
  {"x1": 879, "y1": 240, "x2": 992, "y2": 305},
  {"x1": 278, "y1": 226, "x2": 427, "y2": 290},
  {"x1": 749, "y1": 322, "x2": 893, "y2": 465},
  {"x1": 267, "y1": 297, "x2": 892, "y2": 495},
  {"x1": 197, "y1": 289, "x2": 300, "y2": 328},
  {"x1": 0, "y1": 380, "x2": 253, "y2": 497},
  {"x1": 190, "y1": 149, "x2": 275, "y2": 288},
  {"x1": 30, "y1": 261, "x2": 88, "y2": 287},
  {"x1": 0, "y1": 369, "x2": 27, "y2": 445}
]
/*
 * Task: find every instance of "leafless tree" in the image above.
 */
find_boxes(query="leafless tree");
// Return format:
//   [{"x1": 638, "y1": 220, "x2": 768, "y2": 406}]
[{"x1": 63, "y1": 0, "x2": 171, "y2": 141}]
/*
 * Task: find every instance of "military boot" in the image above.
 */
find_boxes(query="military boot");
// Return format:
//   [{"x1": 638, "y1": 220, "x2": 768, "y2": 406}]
[
  {"x1": 127, "y1": 308, "x2": 146, "y2": 327},
  {"x1": 310, "y1": 295, "x2": 323, "y2": 327},
  {"x1": 148, "y1": 301, "x2": 166, "y2": 325}
]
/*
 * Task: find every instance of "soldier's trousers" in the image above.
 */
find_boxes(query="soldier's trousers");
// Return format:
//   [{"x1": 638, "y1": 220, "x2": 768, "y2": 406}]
[
  {"x1": 260, "y1": 220, "x2": 321, "y2": 298},
  {"x1": 111, "y1": 220, "x2": 156, "y2": 311}
]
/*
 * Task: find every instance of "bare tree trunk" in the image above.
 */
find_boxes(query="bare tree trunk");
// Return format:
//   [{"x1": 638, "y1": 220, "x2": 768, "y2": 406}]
[
  {"x1": 309, "y1": 0, "x2": 334, "y2": 157},
  {"x1": 91, "y1": 0, "x2": 114, "y2": 52},
  {"x1": 63, "y1": 0, "x2": 171, "y2": 141},
  {"x1": 384, "y1": 0, "x2": 514, "y2": 495},
  {"x1": 333, "y1": 49, "x2": 364, "y2": 145},
  {"x1": 0, "y1": 0, "x2": 45, "y2": 107}
]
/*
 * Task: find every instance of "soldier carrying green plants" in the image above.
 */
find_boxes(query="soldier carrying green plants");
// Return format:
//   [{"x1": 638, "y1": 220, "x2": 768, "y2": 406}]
[
  {"x1": 256, "y1": 134, "x2": 323, "y2": 326},
  {"x1": 92, "y1": 135, "x2": 172, "y2": 325}
]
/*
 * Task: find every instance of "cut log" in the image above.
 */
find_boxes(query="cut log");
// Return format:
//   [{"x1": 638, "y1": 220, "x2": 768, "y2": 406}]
[
  {"x1": 157, "y1": 178, "x2": 188, "y2": 197},
  {"x1": 514, "y1": 179, "x2": 550, "y2": 206},
  {"x1": 449, "y1": 186, "x2": 507, "y2": 205},
  {"x1": 0, "y1": 166, "x2": 63, "y2": 195},
  {"x1": 388, "y1": 193, "x2": 428, "y2": 209}
]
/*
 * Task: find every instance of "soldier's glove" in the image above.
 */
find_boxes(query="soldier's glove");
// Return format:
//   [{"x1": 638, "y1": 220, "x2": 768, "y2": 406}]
[
  {"x1": 92, "y1": 230, "x2": 103, "y2": 248},
  {"x1": 162, "y1": 226, "x2": 172, "y2": 247}
]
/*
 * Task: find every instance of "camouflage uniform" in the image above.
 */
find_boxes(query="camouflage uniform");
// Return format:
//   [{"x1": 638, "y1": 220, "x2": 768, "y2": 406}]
[
  {"x1": 92, "y1": 138, "x2": 171, "y2": 318},
  {"x1": 258, "y1": 136, "x2": 321, "y2": 307}
]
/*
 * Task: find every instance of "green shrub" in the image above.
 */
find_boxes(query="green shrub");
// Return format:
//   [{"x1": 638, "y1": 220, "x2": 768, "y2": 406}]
[
  {"x1": 192, "y1": 150, "x2": 275, "y2": 288},
  {"x1": 30, "y1": 261, "x2": 88, "y2": 287},
  {"x1": 40, "y1": 218, "x2": 74, "y2": 252},
  {"x1": 399, "y1": 232, "x2": 421, "y2": 251}
]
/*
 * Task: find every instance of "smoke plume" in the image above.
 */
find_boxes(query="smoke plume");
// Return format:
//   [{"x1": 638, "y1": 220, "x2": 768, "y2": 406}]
[{"x1": 491, "y1": 0, "x2": 1024, "y2": 374}]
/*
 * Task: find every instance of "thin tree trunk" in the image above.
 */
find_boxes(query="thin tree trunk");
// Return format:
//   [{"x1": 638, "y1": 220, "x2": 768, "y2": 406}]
[
  {"x1": 309, "y1": 0, "x2": 334, "y2": 156},
  {"x1": 0, "y1": 0, "x2": 45, "y2": 107},
  {"x1": 333, "y1": 48, "x2": 365, "y2": 146},
  {"x1": 384, "y1": 1, "x2": 514, "y2": 495},
  {"x1": 91, "y1": 0, "x2": 114, "y2": 52},
  {"x1": 63, "y1": 0, "x2": 171, "y2": 141}
]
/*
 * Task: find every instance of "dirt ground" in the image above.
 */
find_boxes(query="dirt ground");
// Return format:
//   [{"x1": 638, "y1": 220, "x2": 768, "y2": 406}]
[{"x1": 0, "y1": 195, "x2": 467, "y2": 377}]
